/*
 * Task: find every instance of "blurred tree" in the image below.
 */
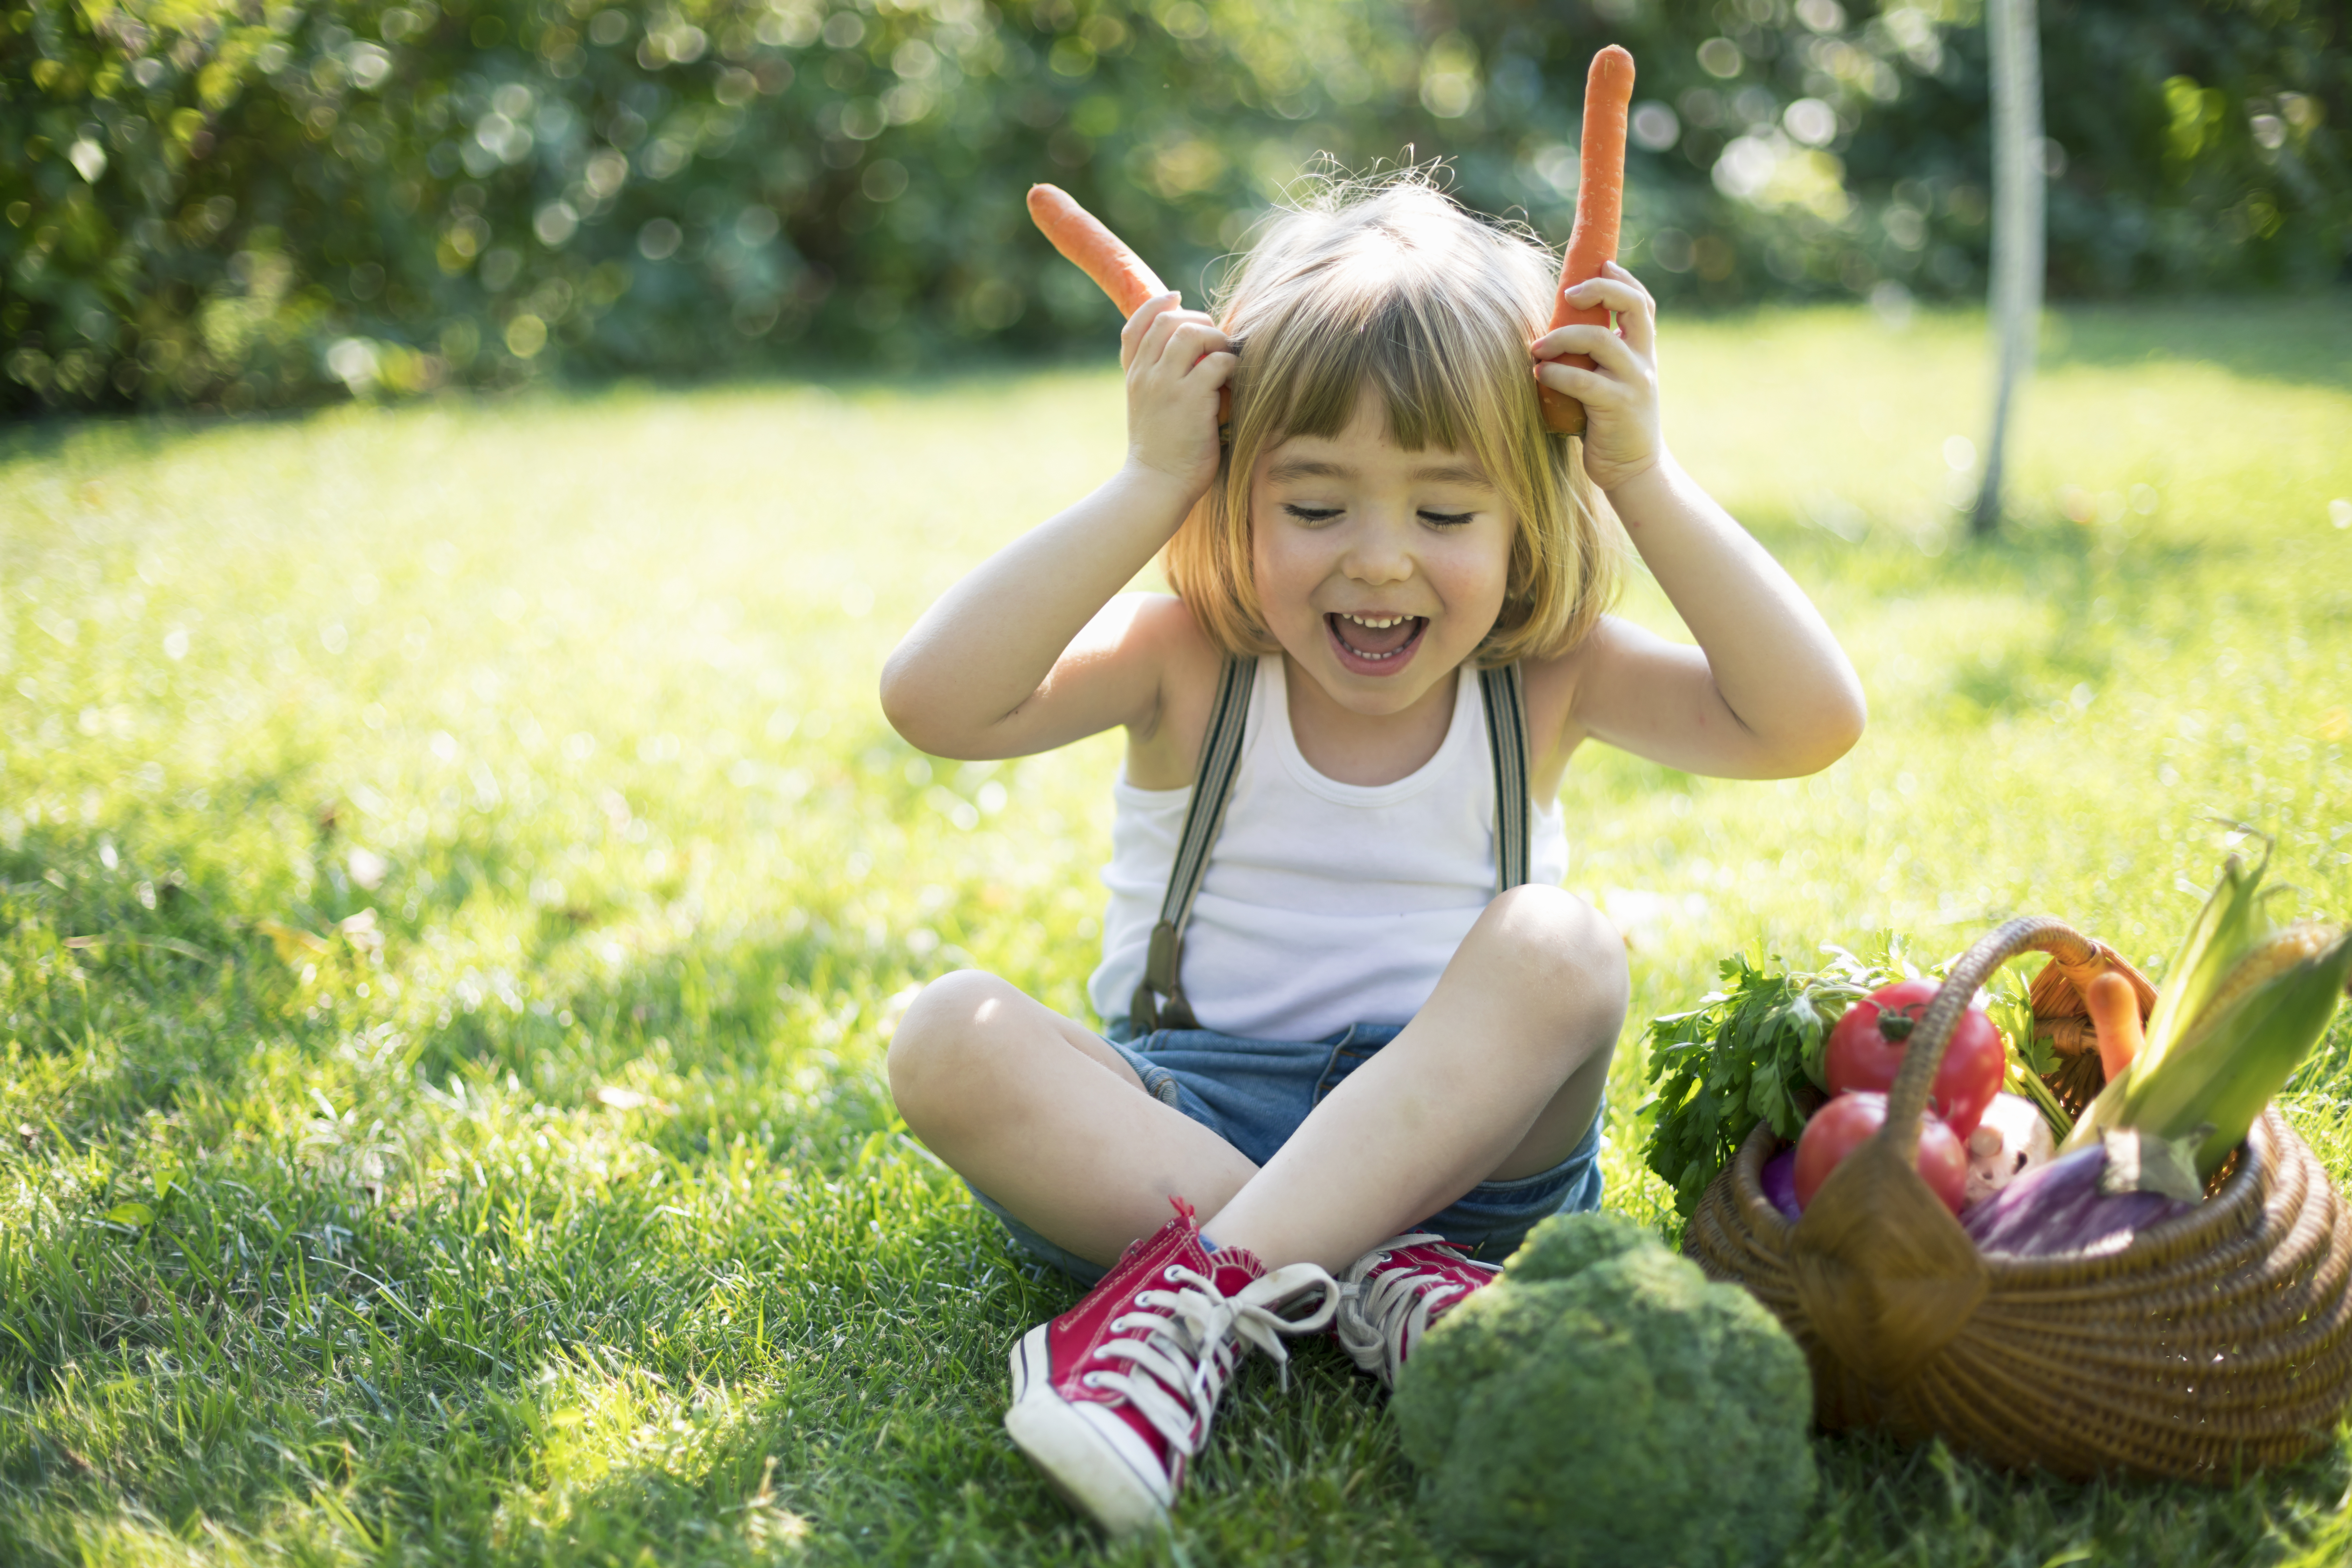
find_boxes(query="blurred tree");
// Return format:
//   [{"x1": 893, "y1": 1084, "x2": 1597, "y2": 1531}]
[{"x1": 2, "y1": 0, "x2": 2343, "y2": 415}]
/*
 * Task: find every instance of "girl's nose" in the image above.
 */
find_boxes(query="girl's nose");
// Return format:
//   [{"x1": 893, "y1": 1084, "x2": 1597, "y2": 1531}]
[{"x1": 1341, "y1": 516, "x2": 1416, "y2": 584}]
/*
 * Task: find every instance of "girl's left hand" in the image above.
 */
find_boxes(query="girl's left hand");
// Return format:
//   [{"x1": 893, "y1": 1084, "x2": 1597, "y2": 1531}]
[{"x1": 1532, "y1": 262, "x2": 1663, "y2": 493}]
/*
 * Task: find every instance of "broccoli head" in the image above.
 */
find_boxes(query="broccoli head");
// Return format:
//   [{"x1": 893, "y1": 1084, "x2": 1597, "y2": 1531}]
[{"x1": 1391, "y1": 1211, "x2": 1818, "y2": 1568}]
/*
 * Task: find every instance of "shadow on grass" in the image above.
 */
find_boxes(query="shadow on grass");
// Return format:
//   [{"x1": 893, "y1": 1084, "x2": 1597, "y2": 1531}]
[{"x1": 2043, "y1": 295, "x2": 2352, "y2": 396}]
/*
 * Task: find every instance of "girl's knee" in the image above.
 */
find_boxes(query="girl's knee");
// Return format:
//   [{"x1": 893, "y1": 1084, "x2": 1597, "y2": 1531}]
[
  {"x1": 1474, "y1": 885, "x2": 1630, "y2": 1024},
  {"x1": 1481, "y1": 884, "x2": 1625, "y2": 969},
  {"x1": 887, "y1": 968, "x2": 1018, "y2": 1123}
]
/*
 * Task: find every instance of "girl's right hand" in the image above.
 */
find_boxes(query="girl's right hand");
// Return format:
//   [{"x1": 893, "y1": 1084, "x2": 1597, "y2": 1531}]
[{"x1": 1120, "y1": 292, "x2": 1234, "y2": 502}]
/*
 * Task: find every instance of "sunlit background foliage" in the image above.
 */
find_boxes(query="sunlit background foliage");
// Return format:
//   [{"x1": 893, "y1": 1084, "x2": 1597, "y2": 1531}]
[{"x1": 3, "y1": 0, "x2": 2346, "y2": 413}]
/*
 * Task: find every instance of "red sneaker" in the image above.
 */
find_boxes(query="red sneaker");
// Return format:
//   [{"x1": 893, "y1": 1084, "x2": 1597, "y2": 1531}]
[
  {"x1": 1334, "y1": 1232, "x2": 1499, "y2": 1390},
  {"x1": 1003, "y1": 1198, "x2": 1339, "y2": 1536}
]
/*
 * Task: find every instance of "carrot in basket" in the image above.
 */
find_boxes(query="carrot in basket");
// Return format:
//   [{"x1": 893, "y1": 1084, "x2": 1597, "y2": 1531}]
[
  {"x1": 2084, "y1": 971, "x2": 2145, "y2": 1083},
  {"x1": 1028, "y1": 183, "x2": 1230, "y2": 424},
  {"x1": 1537, "y1": 44, "x2": 1637, "y2": 436}
]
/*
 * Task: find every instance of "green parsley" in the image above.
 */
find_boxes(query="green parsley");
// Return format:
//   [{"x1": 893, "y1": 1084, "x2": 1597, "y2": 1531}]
[{"x1": 1640, "y1": 944, "x2": 1911, "y2": 1221}]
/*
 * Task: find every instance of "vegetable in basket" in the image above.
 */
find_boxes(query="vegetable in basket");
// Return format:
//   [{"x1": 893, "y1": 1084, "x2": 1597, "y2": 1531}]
[
  {"x1": 1962, "y1": 851, "x2": 2351, "y2": 1258},
  {"x1": 1823, "y1": 977, "x2": 2007, "y2": 1135},
  {"x1": 2060, "y1": 850, "x2": 2352, "y2": 1177},
  {"x1": 2084, "y1": 970, "x2": 2144, "y2": 1080},
  {"x1": 1641, "y1": 947, "x2": 1909, "y2": 1220},
  {"x1": 1963, "y1": 1091, "x2": 2055, "y2": 1206},
  {"x1": 1393, "y1": 1211, "x2": 1818, "y2": 1568},
  {"x1": 1962, "y1": 1137, "x2": 2196, "y2": 1258},
  {"x1": 1792, "y1": 1090, "x2": 1969, "y2": 1213}
]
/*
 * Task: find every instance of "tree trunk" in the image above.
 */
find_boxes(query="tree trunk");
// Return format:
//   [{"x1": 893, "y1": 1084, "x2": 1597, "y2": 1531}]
[{"x1": 1973, "y1": 0, "x2": 2045, "y2": 537}]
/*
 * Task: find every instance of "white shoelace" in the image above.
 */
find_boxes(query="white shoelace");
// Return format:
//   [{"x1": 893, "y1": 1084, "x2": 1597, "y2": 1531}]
[
  {"x1": 1338, "y1": 1232, "x2": 1486, "y2": 1387},
  {"x1": 1081, "y1": 1261, "x2": 1338, "y2": 1458}
]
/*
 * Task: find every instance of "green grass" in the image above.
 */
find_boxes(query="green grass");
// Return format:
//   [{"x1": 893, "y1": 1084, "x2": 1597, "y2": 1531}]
[{"x1": 4, "y1": 295, "x2": 2351, "y2": 1566}]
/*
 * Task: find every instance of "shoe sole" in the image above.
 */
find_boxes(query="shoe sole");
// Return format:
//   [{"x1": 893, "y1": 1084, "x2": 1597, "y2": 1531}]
[{"x1": 1004, "y1": 1324, "x2": 1172, "y2": 1537}]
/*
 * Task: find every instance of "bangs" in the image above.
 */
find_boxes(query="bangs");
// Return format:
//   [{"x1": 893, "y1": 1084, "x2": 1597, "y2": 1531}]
[
  {"x1": 1255, "y1": 294, "x2": 1502, "y2": 455},
  {"x1": 1235, "y1": 223, "x2": 1542, "y2": 460}
]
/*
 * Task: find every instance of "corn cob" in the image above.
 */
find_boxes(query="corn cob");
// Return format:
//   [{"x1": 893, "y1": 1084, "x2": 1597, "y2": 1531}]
[
  {"x1": 2118, "y1": 922, "x2": 2351, "y2": 1174},
  {"x1": 2183, "y1": 922, "x2": 2342, "y2": 1022},
  {"x1": 2061, "y1": 853, "x2": 2352, "y2": 1176}
]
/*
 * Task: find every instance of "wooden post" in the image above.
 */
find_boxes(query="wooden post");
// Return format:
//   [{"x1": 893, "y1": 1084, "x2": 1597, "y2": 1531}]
[{"x1": 1973, "y1": 0, "x2": 2044, "y2": 537}]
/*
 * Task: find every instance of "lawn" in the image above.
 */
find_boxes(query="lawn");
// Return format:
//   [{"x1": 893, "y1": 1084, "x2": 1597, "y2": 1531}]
[{"x1": 4, "y1": 295, "x2": 2352, "y2": 1567}]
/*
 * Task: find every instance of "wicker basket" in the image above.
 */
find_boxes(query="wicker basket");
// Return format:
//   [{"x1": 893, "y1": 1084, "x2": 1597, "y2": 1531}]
[{"x1": 1684, "y1": 915, "x2": 2352, "y2": 1480}]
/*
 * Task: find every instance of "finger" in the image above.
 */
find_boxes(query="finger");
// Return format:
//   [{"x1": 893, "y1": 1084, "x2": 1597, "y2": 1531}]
[
  {"x1": 1532, "y1": 323, "x2": 1642, "y2": 379},
  {"x1": 1188, "y1": 348, "x2": 1240, "y2": 387},
  {"x1": 1122, "y1": 291, "x2": 1181, "y2": 340},
  {"x1": 1574, "y1": 323, "x2": 1647, "y2": 382},
  {"x1": 1557, "y1": 275, "x2": 1649, "y2": 323},
  {"x1": 1142, "y1": 315, "x2": 1227, "y2": 380},
  {"x1": 1600, "y1": 262, "x2": 1659, "y2": 359},
  {"x1": 1168, "y1": 320, "x2": 1234, "y2": 360},
  {"x1": 1533, "y1": 360, "x2": 1625, "y2": 408},
  {"x1": 1600, "y1": 259, "x2": 1652, "y2": 298},
  {"x1": 1132, "y1": 298, "x2": 1198, "y2": 370},
  {"x1": 1120, "y1": 291, "x2": 1182, "y2": 368}
]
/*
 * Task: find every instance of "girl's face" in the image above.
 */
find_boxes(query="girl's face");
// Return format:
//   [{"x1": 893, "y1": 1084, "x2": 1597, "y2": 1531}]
[{"x1": 1249, "y1": 386, "x2": 1515, "y2": 719}]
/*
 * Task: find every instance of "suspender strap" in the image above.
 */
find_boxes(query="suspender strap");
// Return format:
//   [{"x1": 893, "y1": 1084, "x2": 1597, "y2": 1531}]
[
  {"x1": 1128, "y1": 657, "x2": 1534, "y2": 1032},
  {"x1": 1477, "y1": 662, "x2": 1533, "y2": 893},
  {"x1": 1129, "y1": 653, "x2": 1255, "y2": 1032}
]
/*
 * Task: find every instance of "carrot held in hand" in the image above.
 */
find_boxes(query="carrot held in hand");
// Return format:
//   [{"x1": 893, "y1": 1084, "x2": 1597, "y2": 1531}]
[
  {"x1": 1538, "y1": 44, "x2": 1636, "y2": 436},
  {"x1": 1028, "y1": 183, "x2": 1231, "y2": 425},
  {"x1": 1027, "y1": 184, "x2": 1167, "y2": 316}
]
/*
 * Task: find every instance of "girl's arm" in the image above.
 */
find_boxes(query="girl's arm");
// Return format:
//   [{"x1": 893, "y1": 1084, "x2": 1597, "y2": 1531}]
[
  {"x1": 1532, "y1": 264, "x2": 1867, "y2": 780},
  {"x1": 880, "y1": 295, "x2": 1235, "y2": 761}
]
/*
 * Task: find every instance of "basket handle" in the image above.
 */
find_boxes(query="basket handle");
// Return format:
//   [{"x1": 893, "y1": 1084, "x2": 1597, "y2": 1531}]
[{"x1": 1878, "y1": 916, "x2": 2102, "y2": 1156}]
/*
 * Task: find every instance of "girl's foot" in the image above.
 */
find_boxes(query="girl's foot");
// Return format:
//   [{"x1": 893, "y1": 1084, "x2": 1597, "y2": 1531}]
[
  {"x1": 1334, "y1": 1233, "x2": 1499, "y2": 1389},
  {"x1": 1003, "y1": 1198, "x2": 1339, "y2": 1536}
]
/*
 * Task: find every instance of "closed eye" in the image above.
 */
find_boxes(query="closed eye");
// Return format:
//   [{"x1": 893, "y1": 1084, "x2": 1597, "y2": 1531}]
[
  {"x1": 1282, "y1": 504, "x2": 1343, "y2": 523},
  {"x1": 1419, "y1": 510, "x2": 1475, "y2": 526}
]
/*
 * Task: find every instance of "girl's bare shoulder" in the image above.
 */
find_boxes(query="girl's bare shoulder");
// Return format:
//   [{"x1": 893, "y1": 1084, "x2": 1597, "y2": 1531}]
[
  {"x1": 1518, "y1": 614, "x2": 1639, "y2": 783},
  {"x1": 1117, "y1": 593, "x2": 1238, "y2": 789}
]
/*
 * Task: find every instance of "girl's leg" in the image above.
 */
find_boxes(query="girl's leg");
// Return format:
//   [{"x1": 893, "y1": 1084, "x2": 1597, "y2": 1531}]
[
  {"x1": 1200, "y1": 884, "x2": 1628, "y2": 1271},
  {"x1": 887, "y1": 970, "x2": 1260, "y2": 1266}
]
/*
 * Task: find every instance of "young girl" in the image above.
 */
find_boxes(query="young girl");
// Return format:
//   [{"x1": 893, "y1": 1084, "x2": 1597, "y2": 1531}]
[{"x1": 880, "y1": 174, "x2": 1864, "y2": 1535}]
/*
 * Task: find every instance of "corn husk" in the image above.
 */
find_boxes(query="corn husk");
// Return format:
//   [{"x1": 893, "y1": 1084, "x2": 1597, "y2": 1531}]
[
  {"x1": 2140, "y1": 852, "x2": 2274, "y2": 1074},
  {"x1": 2061, "y1": 853, "x2": 2352, "y2": 1175},
  {"x1": 2118, "y1": 922, "x2": 2352, "y2": 1174}
]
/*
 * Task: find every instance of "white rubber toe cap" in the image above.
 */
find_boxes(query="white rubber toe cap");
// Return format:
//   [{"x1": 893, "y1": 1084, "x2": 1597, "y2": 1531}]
[{"x1": 1004, "y1": 1324, "x2": 1175, "y2": 1537}]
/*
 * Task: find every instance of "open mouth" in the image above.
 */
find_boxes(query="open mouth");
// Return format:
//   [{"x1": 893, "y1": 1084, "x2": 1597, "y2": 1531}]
[{"x1": 1326, "y1": 611, "x2": 1428, "y2": 674}]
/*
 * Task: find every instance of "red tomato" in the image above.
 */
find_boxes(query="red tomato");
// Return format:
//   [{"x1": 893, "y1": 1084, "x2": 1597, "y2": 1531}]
[
  {"x1": 1824, "y1": 979, "x2": 2004, "y2": 1138},
  {"x1": 1792, "y1": 1091, "x2": 1969, "y2": 1214}
]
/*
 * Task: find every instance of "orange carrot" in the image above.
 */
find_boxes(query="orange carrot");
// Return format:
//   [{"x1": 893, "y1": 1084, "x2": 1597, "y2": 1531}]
[
  {"x1": 2085, "y1": 971, "x2": 2146, "y2": 1084},
  {"x1": 1538, "y1": 45, "x2": 1637, "y2": 436},
  {"x1": 1028, "y1": 182, "x2": 1230, "y2": 424},
  {"x1": 1027, "y1": 184, "x2": 1167, "y2": 318}
]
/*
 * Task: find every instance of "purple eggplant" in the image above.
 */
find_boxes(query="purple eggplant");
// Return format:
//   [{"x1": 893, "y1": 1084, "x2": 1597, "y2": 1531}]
[
  {"x1": 1961, "y1": 1146, "x2": 2193, "y2": 1258},
  {"x1": 1759, "y1": 1148, "x2": 1803, "y2": 1222}
]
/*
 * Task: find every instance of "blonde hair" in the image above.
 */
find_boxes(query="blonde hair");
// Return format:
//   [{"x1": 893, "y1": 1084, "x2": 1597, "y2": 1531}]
[{"x1": 1163, "y1": 169, "x2": 1620, "y2": 667}]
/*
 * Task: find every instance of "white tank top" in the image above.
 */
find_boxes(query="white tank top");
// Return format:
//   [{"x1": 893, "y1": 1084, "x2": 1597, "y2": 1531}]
[{"x1": 1088, "y1": 654, "x2": 1569, "y2": 1041}]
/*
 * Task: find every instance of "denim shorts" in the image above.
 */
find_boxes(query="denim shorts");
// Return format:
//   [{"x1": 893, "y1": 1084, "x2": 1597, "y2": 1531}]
[{"x1": 969, "y1": 1020, "x2": 1605, "y2": 1286}]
